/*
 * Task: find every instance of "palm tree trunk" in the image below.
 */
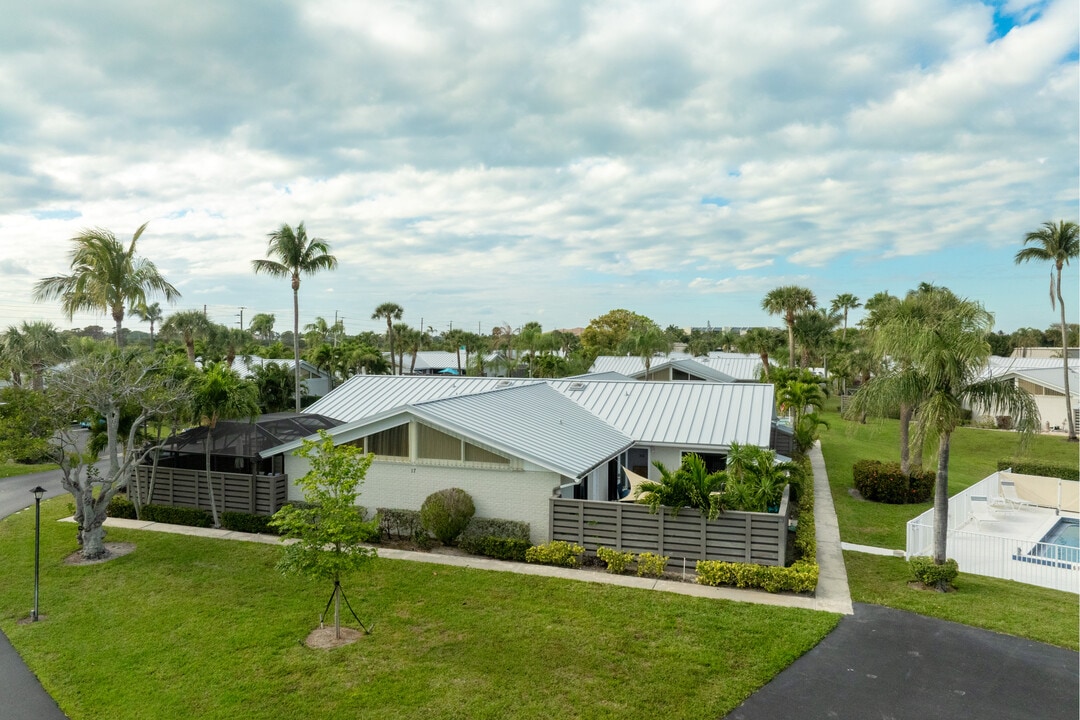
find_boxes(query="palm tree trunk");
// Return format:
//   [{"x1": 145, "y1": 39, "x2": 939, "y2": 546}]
[
  {"x1": 205, "y1": 426, "x2": 220, "y2": 528},
  {"x1": 292, "y1": 286, "x2": 301, "y2": 412},
  {"x1": 786, "y1": 319, "x2": 795, "y2": 367},
  {"x1": 898, "y1": 403, "x2": 912, "y2": 474},
  {"x1": 932, "y1": 431, "x2": 951, "y2": 569},
  {"x1": 115, "y1": 315, "x2": 125, "y2": 348},
  {"x1": 1056, "y1": 266, "x2": 1077, "y2": 441}
]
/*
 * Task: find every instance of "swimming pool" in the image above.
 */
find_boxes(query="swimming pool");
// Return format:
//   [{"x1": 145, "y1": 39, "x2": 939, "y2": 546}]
[{"x1": 1029, "y1": 518, "x2": 1080, "y2": 564}]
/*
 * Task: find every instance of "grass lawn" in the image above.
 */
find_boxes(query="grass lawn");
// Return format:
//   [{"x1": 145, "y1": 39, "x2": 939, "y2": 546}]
[
  {"x1": 845, "y1": 551, "x2": 1079, "y2": 651},
  {"x1": 818, "y1": 405, "x2": 1079, "y2": 549},
  {"x1": 0, "y1": 500, "x2": 840, "y2": 720},
  {"x1": 0, "y1": 462, "x2": 58, "y2": 479}
]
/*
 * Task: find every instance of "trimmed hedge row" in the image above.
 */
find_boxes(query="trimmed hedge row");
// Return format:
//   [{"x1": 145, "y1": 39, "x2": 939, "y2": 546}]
[
  {"x1": 106, "y1": 495, "x2": 138, "y2": 519},
  {"x1": 377, "y1": 508, "x2": 423, "y2": 540},
  {"x1": 525, "y1": 541, "x2": 584, "y2": 568},
  {"x1": 696, "y1": 558, "x2": 819, "y2": 593},
  {"x1": 141, "y1": 504, "x2": 213, "y2": 527},
  {"x1": 458, "y1": 517, "x2": 530, "y2": 556},
  {"x1": 853, "y1": 459, "x2": 934, "y2": 504},
  {"x1": 106, "y1": 497, "x2": 281, "y2": 534},
  {"x1": 997, "y1": 459, "x2": 1079, "y2": 481}
]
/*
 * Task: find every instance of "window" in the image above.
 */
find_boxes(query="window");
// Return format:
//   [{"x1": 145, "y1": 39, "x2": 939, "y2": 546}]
[
  {"x1": 368, "y1": 425, "x2": 409, "y2": 458},
  {"x1": 465, "y1": 442, "x2": 509, "y2": 464},
  {"x1": 417, "y1": 423, "x2": 461, "y2": 460},
  {"x1": 686, "y1": 452, "x2": 726, "y2": 473}
]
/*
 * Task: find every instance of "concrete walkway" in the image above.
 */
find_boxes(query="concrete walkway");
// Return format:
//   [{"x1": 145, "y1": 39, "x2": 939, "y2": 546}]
[{"x1": 807, "y1": 442, "x2": 854, "y2": 614}]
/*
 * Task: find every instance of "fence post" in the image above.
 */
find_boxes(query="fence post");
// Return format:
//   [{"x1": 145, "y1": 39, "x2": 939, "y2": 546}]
[
  {"x1": 743, "y1": 514, "x2": 752, "y2": 562},
  {"x1": 657, "y1": 508, "x2": 665, "y2": 555},
  {"x1": 616, "y1": 502, "x2": 623, "y2": 550}
]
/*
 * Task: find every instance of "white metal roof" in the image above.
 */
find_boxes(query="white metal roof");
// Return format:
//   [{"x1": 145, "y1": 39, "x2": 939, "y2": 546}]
[
  {"x1": 304, "y1": 374, "x2": 539, "y2": 421},
  {"x1": 589, "y1": 353, "x2": 762, "y2": 382},
  {"x1": 1001, "y1": 367, "x2": 1080, "y2": 397},
  {"x1": 980, "y1": 356, "x2": 1079, "y2": 381},
  {"x1": 202, "y1": 355, "x2": 327, "y2": 379},
  {"x1": 696, "y1": 355, "x2": 764, "y2": 381},
  {"x1": 548, "y1": 379, "x2": 776, "y2": 449}
]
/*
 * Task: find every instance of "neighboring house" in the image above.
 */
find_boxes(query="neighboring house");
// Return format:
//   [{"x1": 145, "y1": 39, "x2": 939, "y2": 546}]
[
  {"x1": 589, "y1": 352, "x2": 763, "y2": 382},
  {"x1": 975, "y1": 356, "x2": 1079, "y2": 430},
  {"x1": 383, "y1": 350, "x2": 508, "y2": 376},
  {"x1": 260, "y1": 374, "x2": 782, "y2": 543},
  {"x1": 1011, "y1": 346, "x2": 1079, "y2": 360},
  {"x1": 228, "y1": 355, "x2": 333, "y2": 397}
]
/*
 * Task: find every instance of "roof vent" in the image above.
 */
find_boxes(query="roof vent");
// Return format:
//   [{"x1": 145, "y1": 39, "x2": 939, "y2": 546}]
[
  {"x1": 568, "y1": 382, "x2": 585, "y2": 391},
  {"x1": 496, "y1": 380, "x2": 513, "y2": 388}
]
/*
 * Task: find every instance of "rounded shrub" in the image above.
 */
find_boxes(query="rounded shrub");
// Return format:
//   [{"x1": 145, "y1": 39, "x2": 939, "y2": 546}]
[
  {"x1": 420, "y1": 488, "x2": 476, "y2": 544},
  {"x1": 853, "y1": 459, "x2": 933, "y2": 504},
  {"x1": 909, "y1": 556, "x2": 959, "y2": 590}
]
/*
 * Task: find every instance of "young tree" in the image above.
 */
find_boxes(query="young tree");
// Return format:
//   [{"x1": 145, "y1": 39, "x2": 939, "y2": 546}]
[
  {"x1": 48, "y1": 350, "x2": 189, "y2": 558},
  {"x1": 1015, "y1": 219, "x2": 1079, "y2": 441},
  {"x1": 33, "y1": 223, "x2": 180, "y2": 348},
  {"x1": 271, "y1": 431, "x2": 379, "y2": 639},
  {"x1": 253, "y1": 223, "x2": 338, "y2": 411}
]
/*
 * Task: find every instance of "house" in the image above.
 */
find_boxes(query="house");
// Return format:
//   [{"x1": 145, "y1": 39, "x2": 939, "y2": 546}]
[
  {"x1": 588, "y1": 352, "x2": 763, "y2": 382},
  {"x1": 384, "y1": 349, "x2": 508, "y2": 376},
  {"x1": 260, "y1": 374, "x2": 782, "y2": 542},
  {"x1": 227, "y1": 355, "x2": 334, "y2": 398},
  {"x1": 978, "y1": 356, "x2": 1079, "y2": 431}
]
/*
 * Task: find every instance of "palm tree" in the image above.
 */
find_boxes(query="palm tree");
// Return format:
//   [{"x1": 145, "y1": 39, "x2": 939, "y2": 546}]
[
  {"x1": 252, "y1": 222, "x2": 338, "y2": 411},
  {"x1": 516, "y1": 322, "x2": 544, "y2": 377},
  {"x1": 853, "y1": 293, "x2": 1039, "y2": 580},
  {"x1": 634, "y1": 453, "x2": 727, "y2": 519},
  {"x1": 762, "y1": 285, "x2": 817, "y2": 368},
  {"x1": 132, "y1": 301, "x2": 164, "y2": 348},
  {"x1": 830, "y1": 293, "x2": 861, "y2": 341},
  {"x1": 371, "y1": 302, "x2": 404, "y2": 375},
  {"x1": 1015, "y1": 220, "x2": 1079, "y2": 441},
  {"x1": 160, "y1": 310, "x2": 212, "y2": 364},
  {"x1": 191, "y1": 363, "x2": 260, "y2": 527},
  {"x1": 3, "y1": 322, "x2": 69, "y2": 391},
  {"x1": 736, "y1": 327, "x2": 784, "y2": 379},
  {"x1": 792, "y1": 308, "x2": 839, "y2": 369},
  {"x1": 444, "y1": 329, "x2": 466, "y2": 373},
  {"x1": 724, "y1": 443, "x2": 796, "y2": 512},
  {"x1": 248, "y1": 313, "x2": 276, "y2": 343},
  {"x1": 618, "y1": 323, "x2": 673, "y2": 376},
  {"x1": 33, "y1": 223, "x2": 180, "y2": 347}
]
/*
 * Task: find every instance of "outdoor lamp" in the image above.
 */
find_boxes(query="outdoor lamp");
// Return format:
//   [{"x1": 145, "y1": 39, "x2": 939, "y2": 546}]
[{"x1": 31, "y1": 486, "x2": 45, "y2": 622}]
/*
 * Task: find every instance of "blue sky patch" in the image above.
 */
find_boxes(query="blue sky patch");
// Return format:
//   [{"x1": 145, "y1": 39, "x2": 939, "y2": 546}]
[
  {"x1": 701, "y1": 196, "x2": 730, "y2": 207},
  {"x1": 31, "y1": 209, "x2": 80, "y2": 220}
]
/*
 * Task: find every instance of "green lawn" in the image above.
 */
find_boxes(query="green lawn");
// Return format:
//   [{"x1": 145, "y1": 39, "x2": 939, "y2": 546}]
[
  {"x1": 0, "y1": 462, "x2": 58, "y2": 479},
  {"x1": 818, "y1": 406, "x2": 1079, "y2": 549},
  {"x1": 0, "y1": 499, "x2": 840, "y2": 720},
  {"x1": 845, "y1": 551, "x2": 1078, "y2": 650}
]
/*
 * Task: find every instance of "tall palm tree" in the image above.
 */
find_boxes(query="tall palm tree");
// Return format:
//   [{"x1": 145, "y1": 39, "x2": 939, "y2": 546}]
[
  {"x1": 252, "y1": 222, "x2": 338, "y2": 411},
  {"x1": 830, "y1": 293, "x2": 861, "y2": 341},
  {"x1": 33, "y1": 223, "x2": 180, "y2": 347},
  {"x1": 132, "y1": 301, "x2": 164, "y2": 348},
  {"x1": 248, "y1": 313, "x2": 276, "y2": 343},
  {"x1": 762, "y1": 285, "x2": 817, "y2": 368},
  {"x1": 444, "y1": 328, "x2": 466, "y2": 373},
  {"x1": 3, "y1": 322, "x2": 69, "y2": 391},
  {"x1": 853, "y1": 293, "x2": 1039, "y2": 579},
  {"x1": 1015, "y1": 220, "x2": 1079, "y2": 441},
  {"x1": 160, "y1": 310, "x2": 212, "y2": 364},
  {"x1": 736, "y1": 327, "x2": 784, "y2": 379},
  {"x1": 371, "y1": 302, "x2": 404, "y2": 375},
  {"x1": 191, "y1": 363, "x2": 260, "y2": 527}
]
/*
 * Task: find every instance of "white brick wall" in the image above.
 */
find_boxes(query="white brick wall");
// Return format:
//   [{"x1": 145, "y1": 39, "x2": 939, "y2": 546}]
[{"x1": 285, "y1": 455, "x2": 560, "y2": 543}]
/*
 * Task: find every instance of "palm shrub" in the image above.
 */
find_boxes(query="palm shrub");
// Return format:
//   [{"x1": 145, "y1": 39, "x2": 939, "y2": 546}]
[
  {"x1": 420, "y1": 488, "x2": 476, "y2": 544},
  {"x1": 634, "y1": 453, "x2": 727, "y2": 519},
  {"x1": 724, "y1": 442, "x2": 794, "y2": 513}
]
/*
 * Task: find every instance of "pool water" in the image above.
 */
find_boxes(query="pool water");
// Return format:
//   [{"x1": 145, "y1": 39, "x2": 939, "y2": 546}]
[{"x1": 1030, "y1": 518, "x2": 1080, "y2": 564}]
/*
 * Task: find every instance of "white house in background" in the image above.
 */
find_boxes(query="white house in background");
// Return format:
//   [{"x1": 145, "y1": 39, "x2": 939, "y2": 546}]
[
  {"x1": 261, "y1": 375, "x2": 781, "y2": 543},
  {"x1": 384, "y1": 349, "x2": 508, "y2": 376},
  {"x1": 976, "y1": 356, "x2": 1079, "y2": 431},
  {"x1": 228, "y1": 355, "x2": 333, "y2": 397},
  {"x1": 588, "y1": 352, "x2": 764, "y2": 382}
]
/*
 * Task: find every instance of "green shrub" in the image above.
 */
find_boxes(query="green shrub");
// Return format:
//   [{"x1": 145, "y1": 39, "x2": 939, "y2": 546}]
[
  {"x1": 474, "y1": 537, "x2": 530, "y2": 562},
  {"x1": 221, "y1": 511, "x2": 278, "y2": 535},
  {"x1": 420, "y1": 488, "x2": 476, "y2": 544},
  {"x1": 141, "y1": 504, "x2": 213, "y2": 528},
  {"x1": 636, "y1": 552, "x2": 668, "y2": 578},
  {"x1": 852, "y1": 459, "x2": 933, "y2": 504},
  {"x1": 793, "y1": 457, "x2": 816, "y2": 562},
  {"x1": 596, "y1": 547, "x2": 635, "y2": 574},
  {"x1": 106, "y1": 495, "x2": 137, "y2": 519},
  {"x1": 378, "y1": 508, "x2": 423, "y2": 540},
  {"x1": 525, "y1": 541, "x2": 584, "y2": 568},
  {"x1": 411, "y1": 527, "x2": 434, "y2": 551},
  {"x1": 997, "y1": 459, "x2": 1079, "y2": 481},
  {"x1": 909, "y1": 556, "x2": 960, "y2": 589},
  {"x1": 696, "y1": 559, "x2": 819, "y2": 593},
  {"x1": 458, "y1": 517, "x2": 531, "y2": 554}
]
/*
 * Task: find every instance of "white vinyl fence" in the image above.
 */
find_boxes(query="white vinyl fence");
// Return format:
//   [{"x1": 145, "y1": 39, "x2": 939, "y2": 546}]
[{"x1": 906, "y1": 472, "x2": 1079, "y2": 594}]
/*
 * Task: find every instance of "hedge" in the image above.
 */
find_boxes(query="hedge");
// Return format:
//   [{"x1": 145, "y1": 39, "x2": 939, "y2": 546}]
[
  {"x1": 221, "y1": 511, "x2": 278, "y2": 535},
  {"x1": 105, "y1": 495, "x2": 138, "y2": 519},
  {"x1": 140, "y1": 504, "x2": 213, "y2": 528},
  {"x1": 852, "y1": 459, "x2": 934, "y2": 504},
  {"x1": 997, "y1": 459, "x2": 1079, "y2": 481},
  {"x1": 377, "y1": 508, "x2": 423, "y2": 540},
  {"x1": 696, "y1": 559, "x2": 819, "y2": 593},
  {"x1": 458, "y1": 517, "x2": 531, "y2": 557},
  {"x1": 525, "y1": 541, "x2": 584, "y2": 568}
]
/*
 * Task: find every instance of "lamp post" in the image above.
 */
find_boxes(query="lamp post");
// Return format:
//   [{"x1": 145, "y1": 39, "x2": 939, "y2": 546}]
[{"x1": 30, "y1": 486, "x2": 45, "y2": 622}]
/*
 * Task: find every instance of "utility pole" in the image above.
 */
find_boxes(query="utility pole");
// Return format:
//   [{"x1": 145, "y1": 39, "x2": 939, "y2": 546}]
[{"x1": 237, "y1": 306, "x2": 246, "y2": 330}]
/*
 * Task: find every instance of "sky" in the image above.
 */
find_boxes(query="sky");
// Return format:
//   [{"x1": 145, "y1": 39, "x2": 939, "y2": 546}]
[{"x1": 0, "y1": 0, "x2": 1077, "y2": 339}]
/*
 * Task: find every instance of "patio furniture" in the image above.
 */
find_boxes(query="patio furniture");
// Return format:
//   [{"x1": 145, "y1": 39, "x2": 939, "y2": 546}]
[
  {"x1": 999, "y1": 480, "x2": 1036, "y2": 511},
  {"x1": 969, "y1": 496, "x2": 1002, "y2": 528}
]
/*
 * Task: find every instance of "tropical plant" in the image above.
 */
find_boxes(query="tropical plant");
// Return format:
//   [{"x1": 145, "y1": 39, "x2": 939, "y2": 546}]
[
  {"x1": 371, "y1": 302, "x2": 404, "y2": 374},
  {"x1": 250, "y1": 361, "x2": 296, "y2": 413},
  {"x1": 270, "y1": 431, "x2": 379, "y2": 639},
  {"x1": 3, "y1": 321, "x2": 69, "y2": 391},
  {"x1": 723, "y1": 443, "x2": 795, "y2": 512},
  {"x1": 618, "y1": 322, "x2": 673, "y2": 375},
  {"x1": 762, "y1": 285, "x2": 817, "y2": 368},
  {"x1": 252, "y1": 222, "x2": 338, "y2": 411},
  {"x1": 850, "y1": 291, "x2": 1039, "y2": 580},
  {"x1": 160, "y1": 310, "x2": 212, "y2": 364},
  {"x1": 792, "y1": 307, "x2": 839, "y2": 370},
  {"x1": 736, "y1": 327, "x2": 785, "y2": 379},
  {"x1": 33, "y1": 223, "x2": 180, "y2": 347},
  {"x1": 248, "y1": 313, "x2": 276, "y2": 343},
  {"x1": 132, "y1": 301, "x2": 164, "y2": 348},
  {"x1": 580, "y1": 309, "x2": 657, "y2": 360},
  {"x1": 634, "y1": 453, "x2": 727, "y2": 519},
  {"x1": 777, "y1": 379, "x2": 827, "y2": 430},
  {"x1": 191, "y1": 363, "x2": 260, "y2": 527},
  {"x1": 1015, "y1": 219, "x2": 1078, "y2": 441},
  {"x1": 830, "y1": 293, "x2": 861, "y2": 341}
]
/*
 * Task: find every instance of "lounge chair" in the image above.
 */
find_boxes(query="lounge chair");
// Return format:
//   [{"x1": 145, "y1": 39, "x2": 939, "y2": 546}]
[
  {"x1": 969, "y1": 495, "x2": 1001, "y2": 528},
  {"x1": 999, "y1": 480, "x2": 1036, "y2": 511}
]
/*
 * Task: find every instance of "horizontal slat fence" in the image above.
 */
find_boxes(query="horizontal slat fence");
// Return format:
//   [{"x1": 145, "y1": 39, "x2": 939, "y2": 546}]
[
  {"x1": 135, "y1": 466, "x2": 287, "y2": 516},
  {"x1": 550, "y1": 484, "x2": 790, "y2": 569}
]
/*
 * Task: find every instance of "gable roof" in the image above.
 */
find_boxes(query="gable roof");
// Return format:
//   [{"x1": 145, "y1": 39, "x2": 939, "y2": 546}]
[
  {"x1": 305, "y1": 374, "x2": 538, "y2": 420},
  {"x1": 1001, "y1": 366, "x2": 1080, "y2": 397},
  {"x1": 589, "y1": 353, "x2": 762, "y2": 381}
]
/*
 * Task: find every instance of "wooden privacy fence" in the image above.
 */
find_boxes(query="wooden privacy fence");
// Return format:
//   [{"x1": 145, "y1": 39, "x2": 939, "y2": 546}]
[
  {"x1": 135, "y1": 466, "x2": 288, "y2": 516},
  {"x1": 550, "y1": 485, "x2": 791, "y2": 569}
]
